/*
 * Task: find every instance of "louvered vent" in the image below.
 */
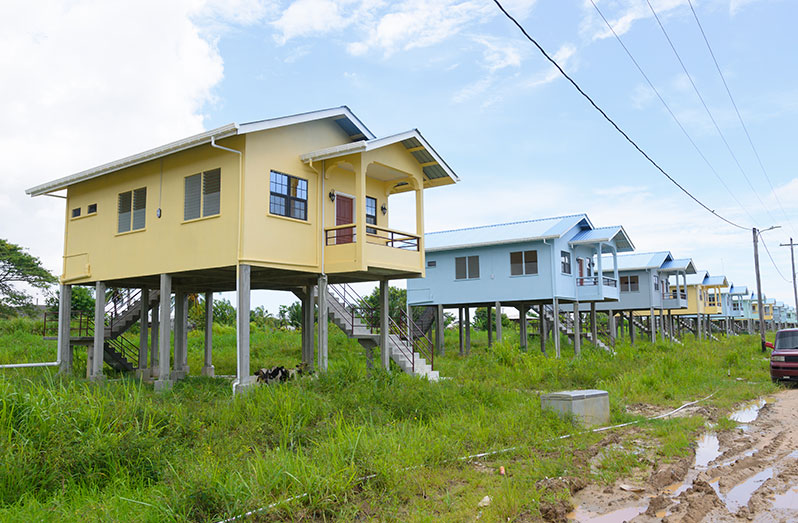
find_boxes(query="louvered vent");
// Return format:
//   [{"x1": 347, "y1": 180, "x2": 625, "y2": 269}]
[
  {"x1": 202, "y1": 169, "x2": 221, "y2": 217},
  {"x1": 184, "y1": 174, "x2": 201, "y2": 221}
]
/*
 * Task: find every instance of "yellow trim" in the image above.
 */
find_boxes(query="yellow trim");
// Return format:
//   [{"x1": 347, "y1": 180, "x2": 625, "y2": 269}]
[
  {"x1": 267, "y1": 212, "x2": 312, "y2": 226},
  {"x1": 115, "y1": 228, "x2": 147, "y2": 237},
  {"x1": 182, "y1": 213, "x2": 221, "y2": 225},
  {"x1": 70, "y1": 213, "x2": 96, "y2": 221},
  {"x1": 419, "y1": 161, "x2": 438, "y2": 167}
]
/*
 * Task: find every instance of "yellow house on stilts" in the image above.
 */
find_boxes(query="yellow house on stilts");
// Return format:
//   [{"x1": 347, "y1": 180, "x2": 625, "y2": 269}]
[{"x1": 27, "y1": 107, "x2": 458, "y2": 392}]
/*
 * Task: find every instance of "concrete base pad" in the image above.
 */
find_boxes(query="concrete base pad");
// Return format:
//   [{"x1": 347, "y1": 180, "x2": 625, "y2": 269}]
[
  {"x1": 541, "y1": 389, "x2": 610, "y2": 426},
  {"x1": 233, "y1": 377, "x2": 256, "y2": 394},
  {"x1": 201, "y1": 365, "x2": 215, "y2": 377},
  {"x1": 153, "y1": 379, "x2": 173, "y2": 392},
  {"x1": 135, "y1": 369, "x2": 150, "y2": 380}
]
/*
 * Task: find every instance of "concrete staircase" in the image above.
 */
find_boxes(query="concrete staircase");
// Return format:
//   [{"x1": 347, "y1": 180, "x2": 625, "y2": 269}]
[
  {"x1": 542, "y1": 305, "x2": 613, "y2": 354},
  {"x1": 322, "y1": 285, "x2": 439, "y2": 381}
]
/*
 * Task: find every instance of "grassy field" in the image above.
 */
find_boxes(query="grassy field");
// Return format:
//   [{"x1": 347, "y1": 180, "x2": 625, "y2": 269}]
[{"x1": 0, "y1": 317, "x2": 780, "y2": 521}]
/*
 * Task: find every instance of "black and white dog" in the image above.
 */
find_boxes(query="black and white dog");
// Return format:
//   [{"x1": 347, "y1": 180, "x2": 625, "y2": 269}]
[{"x1": 254, "y1": 363, "x2": 308, "y2": 384}]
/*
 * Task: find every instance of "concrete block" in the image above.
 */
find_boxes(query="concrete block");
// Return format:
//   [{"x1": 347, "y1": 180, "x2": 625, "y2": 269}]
[{"x1": 541, "y1": 389, "x2": 610, "y2": 426}]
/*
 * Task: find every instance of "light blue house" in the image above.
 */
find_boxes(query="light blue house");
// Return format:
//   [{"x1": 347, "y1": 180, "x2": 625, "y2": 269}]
[
  {"x1": 407, "y1": 214, "x2": 634, "y2": 356},
  {"x1": 585, "y1": 251, "x2": 696, "y2": 343}
]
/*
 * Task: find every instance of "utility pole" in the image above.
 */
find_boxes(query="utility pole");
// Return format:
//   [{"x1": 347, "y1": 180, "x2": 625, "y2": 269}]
[
  {"x1": 753, "y1": 228, "x2": 767, "y2": 352},
  {"x1": 779, "y1": 238, "x2": 798, "y2": 320}
]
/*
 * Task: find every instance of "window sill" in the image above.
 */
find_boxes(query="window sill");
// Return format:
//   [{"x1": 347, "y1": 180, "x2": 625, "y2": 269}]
[
  {"x1": 115, "y1": 228, "x2": 146, "y2": 237},
  {"x1": 70, "y1": 213, "x2": 97, "y2": 221},
  {"x1": 267, "y1": 212, "x2": 310, "y2": 225},
  {"x1": 182, "y1": 213, "x2": 221, "y2": 225},
  {"x1": 510, "y1": 273, "x2": 539, "y2": 278},
  {"x1": 454, "y1": 278, "x2": 480, "y2": 282}
]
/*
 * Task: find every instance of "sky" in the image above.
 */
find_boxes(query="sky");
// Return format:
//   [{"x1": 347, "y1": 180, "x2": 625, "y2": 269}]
[{"x1": 2, "y1": 0, "x2": 797, "y2": 313}]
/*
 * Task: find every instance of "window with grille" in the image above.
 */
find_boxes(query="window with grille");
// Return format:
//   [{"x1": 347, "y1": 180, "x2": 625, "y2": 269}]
[
  {"x1": 269, "y1": 170, "x2": 307, "y2": 220},
  {"x1": 366, "y1": 196, "x2": 377, "y2": 234},
  {"x1": 455, "y1": 255, "x2": 480, "y2": 280},
  {"x1": 118, "y1": 187, "x2": 146, "y2": 233},
  {"x1": 560, "y1": 251, "x2": 571, "y2": 274},
  {"x1": 620, "y1": 275, "x2": 639, "y2": 292},
  {"x1": 510, "y1": 250, "x2": 538, "y2": 275},
  {"x1": 185, "y1": 168, "x2": 221, "y2": 221}
]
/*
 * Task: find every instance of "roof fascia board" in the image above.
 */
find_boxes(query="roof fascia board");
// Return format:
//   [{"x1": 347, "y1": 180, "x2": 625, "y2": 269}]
[
  {"x1": 26, "y1": 124, "x2": 239, "y2": 196},
  {"x1": 238, "y1": 106, "x2": 375, "y2": 140},
  {"x1": 426, "y1": 234, "x2": 561, "y2": 253}
]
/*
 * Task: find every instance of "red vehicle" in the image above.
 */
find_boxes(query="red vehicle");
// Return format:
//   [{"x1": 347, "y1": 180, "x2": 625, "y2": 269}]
[{"x1": 769, "y1": 329, "x2": 798, "y2": 383}]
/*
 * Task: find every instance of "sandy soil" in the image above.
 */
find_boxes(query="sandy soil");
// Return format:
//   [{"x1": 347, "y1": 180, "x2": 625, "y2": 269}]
[{"x1": 564, "y1": 388, "x2": 798, "y2": 523}]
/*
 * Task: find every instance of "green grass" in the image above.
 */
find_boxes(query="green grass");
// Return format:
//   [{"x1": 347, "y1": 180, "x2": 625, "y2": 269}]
[{"x1": 0, "y1": 318, "x2": 783, "y2": 521}]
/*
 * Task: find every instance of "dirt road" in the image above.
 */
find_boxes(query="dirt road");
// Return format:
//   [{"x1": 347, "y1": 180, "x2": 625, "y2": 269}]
[{"x1": 567, "y1": 388, "x2": 798, "y2": 522}]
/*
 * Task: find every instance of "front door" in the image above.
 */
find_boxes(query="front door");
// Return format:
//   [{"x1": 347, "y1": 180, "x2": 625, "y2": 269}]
[
  {"x1": 577, "y1": 258, "x2": 585, "y2": 285},
  {"x1": 336, "y1": 195, "x2": 354, "y2": 244}
]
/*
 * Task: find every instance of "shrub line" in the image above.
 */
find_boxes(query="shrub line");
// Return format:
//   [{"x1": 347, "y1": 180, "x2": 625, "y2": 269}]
[{"x1": 216, "y1": 391, "x2": 717, "y2": 522}]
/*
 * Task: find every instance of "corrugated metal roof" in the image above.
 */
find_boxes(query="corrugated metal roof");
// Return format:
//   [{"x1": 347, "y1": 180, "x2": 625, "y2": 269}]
[
  {"x1": 686, "y1": 271, "x2": 709, "y2": 286},
  {"x1": 27, "y1": 106, "x2": 376, "y2": 196},
  {"x1": 661, "y1": 258, "x2": 697, "y2": 274},
  {"x1": 569, "y1": 226, "x2": 635, "y2": 252},
  {"x1": 425, "y1": 214, "x2": 590, "y2": 252},
  {"x1": 600, "y1": 251, "x2": 671, "y2": 271},
  {"x1": 728, "y1": 284, "x2": 748, "y2": 295},
  {"x1": 704, "y1": 275, "x2": 728, "y2": 287}
]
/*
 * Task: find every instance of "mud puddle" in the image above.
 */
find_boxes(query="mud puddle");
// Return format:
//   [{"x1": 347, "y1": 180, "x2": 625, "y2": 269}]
[
  {"x1": 773, "y1": 486, "x2": 798, "y2": 509},
  {"x1": 566, "y1": 504, "x2": 646, "y2": 522},
  {"x1": 710, "y1": 468, "x2": 774, "y2": 513}
]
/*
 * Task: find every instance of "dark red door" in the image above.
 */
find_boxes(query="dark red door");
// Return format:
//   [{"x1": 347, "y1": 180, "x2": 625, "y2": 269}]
[
  {"x1": 577, "y1": 258, "x2": 585, "y2": 285},
  {"x1": 336, "y1": 195, "x2": 354, "y2": 244}
]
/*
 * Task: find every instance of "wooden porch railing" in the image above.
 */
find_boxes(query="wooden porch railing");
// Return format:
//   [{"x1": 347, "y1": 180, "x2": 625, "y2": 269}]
[
  {"x1": 576, "y1": 276, "x2": 617, "y2": 287},
  {"x1": 325, "y1": 223, "x2": 419, "y2": 250}
]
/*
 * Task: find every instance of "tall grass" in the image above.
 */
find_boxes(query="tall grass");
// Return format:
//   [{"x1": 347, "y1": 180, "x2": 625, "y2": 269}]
[{"x1": 0, "y1": 318, "x2": 780, "y2": 521}]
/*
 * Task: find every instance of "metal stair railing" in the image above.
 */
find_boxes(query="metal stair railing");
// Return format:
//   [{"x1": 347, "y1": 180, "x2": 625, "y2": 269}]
[{"x1": 327, "y1": 284, "x2": 379, "y2": 334}]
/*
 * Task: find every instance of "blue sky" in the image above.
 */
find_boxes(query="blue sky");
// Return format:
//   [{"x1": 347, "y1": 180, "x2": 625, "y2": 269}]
[{"x1": 3, "y1": 0, "x2": 797, "y2": 312}]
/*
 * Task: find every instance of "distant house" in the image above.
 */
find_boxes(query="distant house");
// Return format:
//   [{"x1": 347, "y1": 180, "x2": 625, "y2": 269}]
[
  {"x1": 27, "y1": 107, "x2": 458, "y2": 390},
  {"x1": 588, "y1": 251, "x2": 696, "y2": 343},
  {"x1": 718, "y1": 284, "x2": 749, "y2": 333},
  {"x1": 667, "y1": 271, "x2": 729, "y2": 340},
  {"x1": 407, "y1": 214, "x2": 634, "y2": 356}
]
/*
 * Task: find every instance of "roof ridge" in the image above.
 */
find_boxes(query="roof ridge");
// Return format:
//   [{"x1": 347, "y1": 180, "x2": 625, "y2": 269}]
[{"x1": 426, "y1": 213, "x2": 587, "y2": 236}]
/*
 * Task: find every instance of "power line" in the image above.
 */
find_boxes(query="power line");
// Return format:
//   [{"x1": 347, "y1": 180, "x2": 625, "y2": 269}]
[
  {"x1": 759, "y1": 234, "x2": 790, "y2": 282},
  {"x1": 645, "y1": 0, "x2": 779, "y2": 226},
  {"x1": 491, "y1": 0, "x2": 748, "y2": 230},
  {"x1": 588, "y1": 0, "x2": 758, "y2": 226},
  {"x1": 685, "y1": 0, "x2": 796, "y2": 235}
]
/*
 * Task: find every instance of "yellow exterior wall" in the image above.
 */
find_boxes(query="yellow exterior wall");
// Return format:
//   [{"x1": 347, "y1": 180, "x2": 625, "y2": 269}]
[
  {"x1": 63, "y1": 136, "x2": 244, "y2": 284},
  {"x1": 60, "y1": 119, "x2": 430, "y2": 284}
]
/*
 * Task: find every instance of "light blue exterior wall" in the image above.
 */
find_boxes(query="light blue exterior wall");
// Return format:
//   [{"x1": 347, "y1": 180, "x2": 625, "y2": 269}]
[
  {"x1": 408, "y1": 222, "x2": 620, "y2": 306},
  {"x1": 589, "y1": 269, "x2": 657, "y2": 311}
]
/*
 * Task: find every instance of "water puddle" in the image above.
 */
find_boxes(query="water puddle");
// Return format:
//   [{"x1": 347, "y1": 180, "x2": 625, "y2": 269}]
[
  {"x1": 729, "y1": 399, "x2": 766, "y2": 424},
  {"x1": 695, "y1": 433, "x2": 721, "y2": 469},
  {"x1": 773, "y1": 486, "x2": 798, "y2": 509},
  {"x1": 566, "y1": 505, "x2": 646, "y2": 522},
  {"x1": 709, "y1": 468, "x2": 774, "y2": 513}
]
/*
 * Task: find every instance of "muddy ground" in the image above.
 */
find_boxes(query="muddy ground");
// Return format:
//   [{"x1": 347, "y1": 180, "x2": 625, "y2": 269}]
[{"x1": 566, "y1": 388, "x2": 798, "y2": 522}]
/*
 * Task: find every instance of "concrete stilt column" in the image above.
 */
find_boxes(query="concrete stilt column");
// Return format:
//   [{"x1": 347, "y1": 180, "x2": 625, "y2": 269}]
[
  {"x1": 136, "y1": 287, "x2": 149, "y2": 379},
  {"x1": 379, "y1": 280, "x2": 390, "y2": 371},
  {"x1": 495, "y1": 302, "x2": 502, "y2": 342},
  {"x1": 697, "y1": 314, "x2": 703, "y2": 340},
  {"x1": 154, "y1": 275, "x2": 172, "y2": 391},
  {"x1": 630, "y1": 312, "x2": 636, "y2": 345},
  {"x1": 90, "y1": 281, "x2": 106, "y2": 381},
  {"x1": 590, "y1": 302, "x2": 597, "y2": 346},
  {"x1": 234, "y1": 264, "x2": 253, "y2": 393},
  {"x1": 608, "y1": 310, "x2": 616, "y2": 347},
  {"x1": 202, "y1": 291, "x2": 215, "y2": 377},
  {"x1": 173, "y1": 289, "x2": 188, "y2": 380},
  {"x1": 435, "y1": 304, "x2": 445, "y2": 356},
  {"x1": 553, "y1": 298, "x2": 561, "y2": 358},
  {"x1": 458, "y1": 307, "x2": 464, "y2": 356},
  {"x1": 57, "y1": 284, "x2": 72, "y2": 374},
  {"x1": 519, "y1": 304, "x2": 528, "y2": 352},
  {"x1": 573, "y1": 302, "x2": 581, "y2": 356},
  {"x1": 487, "y1": 306, "x2": 493, "y2": 347},
  {"x1": 465, "y1": 307, "x2": 471, "y2": 355},
  {"x1": 301, "y1": 285, "x2": 315, "y2": 371},
  {"x1": 539, "y1": 304, "x2": 547, "y2": 355},
  {"x1": 317, "y1": 274, "x2": 329, "y2": 372},
  {"x1": 649, "y1": 306, "x2": 656, "y2": 343},
  {"x1": 150, "y1": 304, "x2": 159, "y2": 379}
]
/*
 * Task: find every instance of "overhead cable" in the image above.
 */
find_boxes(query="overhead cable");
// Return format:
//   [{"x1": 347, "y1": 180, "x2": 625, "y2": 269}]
[{"x1": 491, "y1": 0, "x2": 748, "y2": 231}]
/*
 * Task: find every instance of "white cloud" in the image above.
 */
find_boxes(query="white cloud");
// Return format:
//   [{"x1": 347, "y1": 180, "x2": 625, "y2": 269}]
[
  {"x1": 0, "y1": 0, "x2": 265, "y2": 290},
  {"x1": 525, "y1": 44, "x2": 576, "y2": 87},
  {"x1": 583, "y1": 0, "x2": 689, "y2": 41},
  {"x1": 474, "y1": 36, "x2": 523, "y2": 73},
  {"x1": 272, "y1": 0, "x2": 350, "y2": 45}
]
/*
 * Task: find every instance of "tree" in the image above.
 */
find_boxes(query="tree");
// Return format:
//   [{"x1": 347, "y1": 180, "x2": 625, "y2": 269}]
[
  {"x1": 472, "y1": 307, "x2": 513, "y2": 331},
  {"x1": 0, "y1": 239, "x2": 57, "y2": 316},
  {"x1": 278, "y1": 302, "x2": 303, "y2": 329},
  {"x1": 212, "y1": 298, "x2": 236, "y2": 326}
]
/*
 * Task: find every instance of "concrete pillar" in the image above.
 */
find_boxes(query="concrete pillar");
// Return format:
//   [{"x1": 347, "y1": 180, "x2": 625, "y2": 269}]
[
  {"x1": 487, "y1": 306, "x2": 493, "y2": 347},
  {"x1": 150, "y1": 304, "x2": 159, "y2": 379},
  {"x1": 539, "y1": 304, "x2": 547, "y2": 355},
  {"x1": 57, "y1": 284, "x2": 72, "y2": 374},
  {"x1": 698, "y1": 314, "x2": 703, "y2": 340},
  {"x1": 154, "y1": 275, "x2": 172, "y2": 391},
  {"x1": 379, "y1": 280, "x2": 390, "y2": 371},
  {"x1": 573, "y1": 302, "x2": 581, "y2": 356},
  {"x1": 234, "y1": 264, "x2": 253, "y2": 393},
  {"x1": 649, "y1": 306, "x2": 656, "y2": 343},
  {"x1": 173, "y1": 289, "x2": 188, "y2": 380},
  {"x1": 590, "y1": 302, "x2": 598, "y2": 346},
  {"x1": 519, "y1": 304, "x2": 528, "y2": 352},
  {"x1": 317, "y1": 274, "x2": 329, "y2": 372},
  {"x1": 458, "y1": 307, "x2": 464, "y2": 356},
  {"x1": 301, "y1": 285, "x2": 315, "y2": 372},
  {"x1": 202, "y1": 291, "x2": 215, "y2": 377},
  {"x1": 435, "y1": 304, "x2": 445, "y2": 356},
  {"x1": 495, "y1": 301, "x2": 503, "y2": 342},
  {"x1": 553, "y1": 298, "x2": 561, "y2": 358},
  {"x1": 630, "y1": 312, "x2": 636, "y2": 345},
  {"x1": 608, "y1": 310, "x2": 616, "y2": 347},
  {"x1": 136, "y1": 287, "x2": 149, "y2": 379},
  {"x1": 90, "y1": 281, "x2": 106, "y2": 381},
  {"x1": 465, "y1": 306, "x2": 471, "y2": 355}
]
